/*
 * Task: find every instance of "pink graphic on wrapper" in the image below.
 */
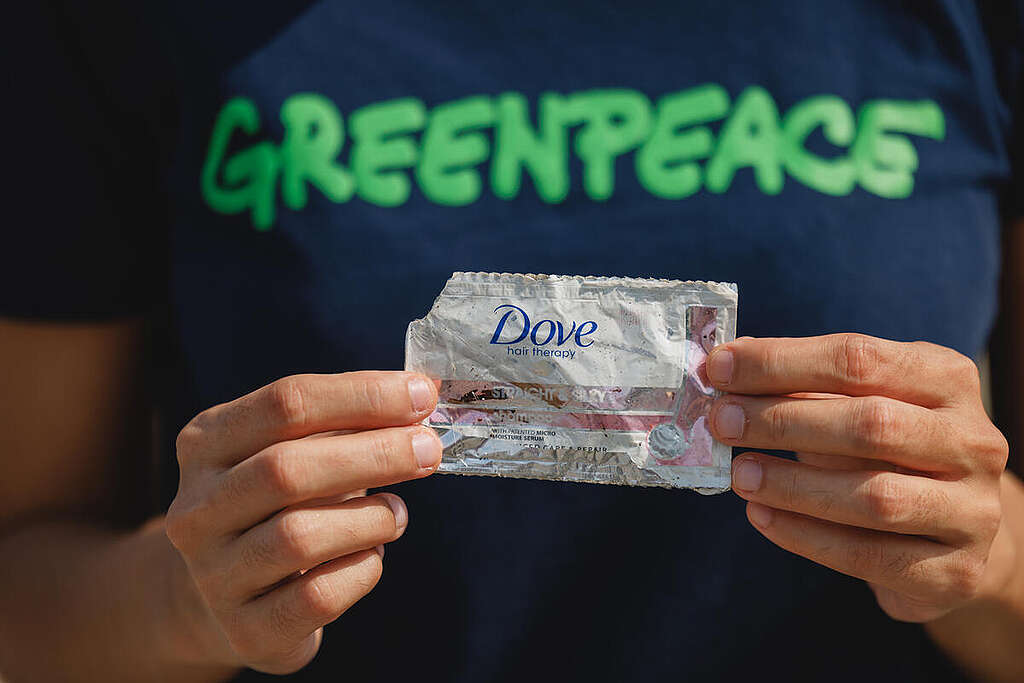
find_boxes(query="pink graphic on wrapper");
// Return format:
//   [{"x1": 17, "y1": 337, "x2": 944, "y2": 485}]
[
  {"x1": 646, "y1": 306, "x2": 718, "y2": 466},
  {"x1": 438, "y1": 380, "x2": 676, "y2": 412},
  {"x1": 431, "y1": 406, "x2": 670, "y2": 432},
  {"x1": 428, "y1": 307, "x2": 721, "y2": 468}
]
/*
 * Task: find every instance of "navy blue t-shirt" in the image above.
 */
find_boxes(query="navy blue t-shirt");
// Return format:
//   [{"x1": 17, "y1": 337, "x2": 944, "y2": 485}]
[{"x1": 8, "y1": 1, "x2": 1024, "y2": 681}]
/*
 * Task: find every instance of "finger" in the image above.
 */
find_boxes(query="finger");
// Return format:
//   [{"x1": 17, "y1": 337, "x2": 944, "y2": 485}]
[
  {"x1": 235, "y1": 549, "x2": 383, "y2": 665},
  {"x1": 788, "y1": 392, "x2": 849, "y2": 400},
  {"x1": 705, "y1": 334, "x2": 981, "y2": 409},
  {"x1": 304, "y1": 489, "x2": 368, "y2": 507},
  {"x1": 224, "y1": 493, "x2": 407, "y2": 600},
  {"x1": 730, "y1": 453, "x2": 977, "y2": 542},
  {"x1": 796, "y1": 452, "x2": 913, "y2": 474},
  {"x1": 868, "y1": 582, "x2": 952, "y2": 623},
  {"x1": 744, "y1": 503, "x2": 983, "y2": 605},
  {"x1": 795, "y1": 452, "x2": 890, "y2": 471},
  {"x1": 709, "y1": 394, "x2": 968, "y2": 473},
  {"x1": 179, "y1": 371, "x2": 438, "y2": 466},
  {"x1": 211, "y1": 426, "x2": 441, "y2": 533},
  {"x1": 239, "y1": 630, "x2": 322, "y2": 676}
]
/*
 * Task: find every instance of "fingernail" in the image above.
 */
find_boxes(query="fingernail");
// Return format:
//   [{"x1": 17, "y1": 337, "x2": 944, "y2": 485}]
[
  {"x1": 379, "y1": 493, "x2": 408, "y2": 530},
  {"x1": 732, "y1": 459, "x2": 762, "y2": 492},
  {"x1": 747, "y1": 502, "x2": 774, "y2": 528},
  {"x1": 376, "y1": 544, "x2": 386, "y2": 558},
  {"x1": 412, "y1": 429, "x2": 441, "y2": 469},
  {"x1": 707, "y1": 349, "x2": 734, "y2": 385},
  {"x1": 715, "y1": 403, "x2": 745, "y2": 439},
  {"x1": 409, "y1": 376, "x2": 434, "y2": 413}
]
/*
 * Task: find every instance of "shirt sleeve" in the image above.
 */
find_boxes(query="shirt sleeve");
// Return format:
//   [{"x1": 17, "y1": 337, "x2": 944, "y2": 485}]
[
  {"x1": 2, "y1": 2, "x2": 175, "y2": 320},
  {"x1": 1004, "y1": 4, "x2": 1024, "y2": 220}
]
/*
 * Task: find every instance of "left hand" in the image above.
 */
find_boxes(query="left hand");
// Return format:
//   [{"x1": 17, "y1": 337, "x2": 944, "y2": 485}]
[{"x1": 705, "y1": 333, "x2": 1010, "y2": 622}]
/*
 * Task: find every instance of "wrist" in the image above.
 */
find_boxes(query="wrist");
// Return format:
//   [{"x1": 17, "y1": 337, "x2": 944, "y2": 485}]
[
  {"x1": 148, "y1": 517, "x2": 241, "y2": 673},
  {"x1": 924, "y1": 473, "x2": 1024, "y2": 682},
  {"x1": 979, "y1": 514, "x2": 1019, "y2": 607},
  {"x1": 979, "y1": 472, "x2": 1024, "y2": 609}
]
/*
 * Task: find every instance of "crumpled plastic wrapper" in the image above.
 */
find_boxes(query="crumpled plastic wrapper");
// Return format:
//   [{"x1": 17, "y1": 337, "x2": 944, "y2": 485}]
[{"x1": 405, "y1": 272, "x2": 738, "y2": 493}]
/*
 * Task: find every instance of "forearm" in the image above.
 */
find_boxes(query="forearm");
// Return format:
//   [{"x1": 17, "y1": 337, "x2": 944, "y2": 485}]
[
  {"x1": 0, "y1": 516, "x2": 239, "y2": 683},
  {"x1": 926, "y1": 471, "x2": 1024, "y2": 682}
]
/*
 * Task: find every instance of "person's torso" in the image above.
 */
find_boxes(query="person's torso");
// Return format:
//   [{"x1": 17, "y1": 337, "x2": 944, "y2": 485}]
[{"x1": 140, "y1": 1, "x2": 1015, "y2": 679}]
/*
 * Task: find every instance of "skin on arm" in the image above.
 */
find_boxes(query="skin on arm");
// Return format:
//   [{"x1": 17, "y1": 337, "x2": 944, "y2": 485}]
[
  {"x1": 0, "y1": 318, "x2": 443, "y2": 682},
  {"x1": 925, "y1": 474, "x2": 1024, "y2": 683},
  {"x1": 924, "y1": 217, "x2": 1024, "y2": 682},
  {"x1": 0, "y1": 318, "x2": 237, "y2": 683}
]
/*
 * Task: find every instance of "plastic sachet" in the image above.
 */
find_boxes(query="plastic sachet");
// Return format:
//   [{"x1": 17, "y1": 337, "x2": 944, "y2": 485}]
[{"x1": 405, "y1": 272, "x2": 738, "y2": 493}]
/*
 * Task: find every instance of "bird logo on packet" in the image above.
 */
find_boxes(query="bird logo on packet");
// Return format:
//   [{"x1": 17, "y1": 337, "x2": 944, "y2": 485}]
[{"x1": 405, "y1": 272, "x2": 738, "y2": 493}]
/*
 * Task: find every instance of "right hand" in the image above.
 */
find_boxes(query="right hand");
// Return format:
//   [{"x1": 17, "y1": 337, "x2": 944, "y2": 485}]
[{"x1": 165, "y1": 371, "x2": 442, "y2": 674}]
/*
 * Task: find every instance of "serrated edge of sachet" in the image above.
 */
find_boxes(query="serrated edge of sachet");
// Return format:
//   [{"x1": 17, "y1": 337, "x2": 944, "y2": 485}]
[{"x1": 450, "y1": 271, "x2": 738, "y2": 291}]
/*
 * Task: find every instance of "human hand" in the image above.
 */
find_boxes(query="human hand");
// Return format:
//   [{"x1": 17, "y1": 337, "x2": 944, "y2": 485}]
[
  {"x1": 165, "y1": 371, "x2": 441, "y2": 673},
  {"x1": 706, "y1": 334, "x2": 1010, "y2": 622}
]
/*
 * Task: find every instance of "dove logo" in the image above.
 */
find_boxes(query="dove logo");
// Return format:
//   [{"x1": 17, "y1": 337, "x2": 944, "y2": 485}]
[{"x1": 489, "y1": 304, "x2": 598, "y2": 347}]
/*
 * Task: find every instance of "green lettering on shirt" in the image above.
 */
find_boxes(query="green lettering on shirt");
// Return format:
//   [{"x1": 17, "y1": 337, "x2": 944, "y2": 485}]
[
  {"x1": 350, "y1": 98, "x2": 426, "y2": 207},
  {"x1": 199, "y1": 86, "x2": 947, "y2": 230},
  {"x1": 706, "y1": 86, "x2": 784, "y2": 195},
  {"x1": 201, "y1": 97, "x2": 280, "y2": 231},
  {"x1": 569, "y1": 89, "x2": 652, "y2": 201},
  {"x1": 280, "y1": 93, "x2": 354, "y2": 210},
  {"x1": 852, "y1": 100, "x2": 946, "y2": 198},
  {"x1": 491, "y1": 92, "x2": 570, "y2": 203},
  {"x1": 417, "y1": 95, "x2": 496, "y2": 206},
  {"x1": 781, "y1": 95, "x2": 857, "y2": 196},
  {"x1": 636, "y1": 84, "x2": 730, "y2": 199}
]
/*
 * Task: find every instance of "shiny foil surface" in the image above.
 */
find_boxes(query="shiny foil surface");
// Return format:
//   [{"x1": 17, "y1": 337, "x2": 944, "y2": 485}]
[{"x1": 405, "y1": 272, "x2": 738, "y2": 493}]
